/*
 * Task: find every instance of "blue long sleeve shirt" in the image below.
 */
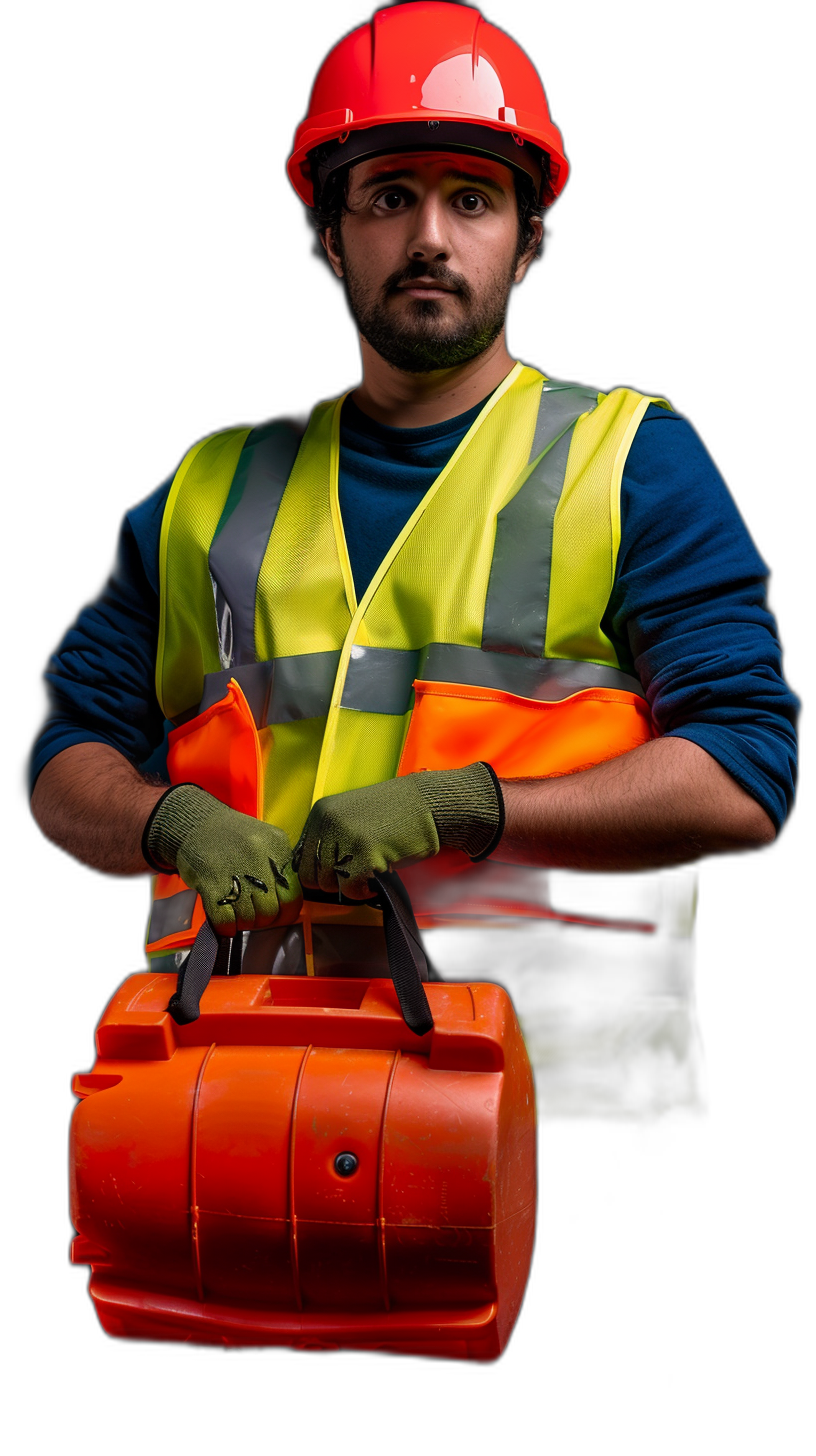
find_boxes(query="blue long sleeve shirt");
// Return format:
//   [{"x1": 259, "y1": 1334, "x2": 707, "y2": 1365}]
[{"x1": 31, "y1": 395, "x2": 799, "y2": 830}]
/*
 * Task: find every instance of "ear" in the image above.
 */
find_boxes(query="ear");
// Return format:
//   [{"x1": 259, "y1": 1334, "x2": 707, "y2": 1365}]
[
  {"x1": 513, "y1": 215, "x2": 544, "y2": 283},
  {"x1": 321, "y1": 227, "x2": 345, "y2": 280}
]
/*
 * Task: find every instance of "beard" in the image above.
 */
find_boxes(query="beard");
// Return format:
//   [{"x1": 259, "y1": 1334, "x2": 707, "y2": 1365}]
[{"x1": 339, "y1": 253, "x2": 515, "y2": 374}]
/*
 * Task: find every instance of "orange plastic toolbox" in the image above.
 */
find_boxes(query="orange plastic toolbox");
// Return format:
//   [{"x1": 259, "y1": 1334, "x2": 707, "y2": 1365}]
[{"x1": 70, "y1": 953, "x2": 537, "y2": 1359}]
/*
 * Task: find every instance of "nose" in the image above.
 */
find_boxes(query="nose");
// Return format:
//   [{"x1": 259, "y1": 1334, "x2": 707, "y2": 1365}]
[{"x1": 406, "y1": 192, "x2": 449, "y2": 263}]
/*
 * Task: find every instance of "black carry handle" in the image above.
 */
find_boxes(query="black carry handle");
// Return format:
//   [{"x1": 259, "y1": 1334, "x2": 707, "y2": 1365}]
[
  {"x1": 370, "y1": 869, "x2": 434, "y2": 1037},
  {"x1": 167, "y1": 921, "x2": 229, "y2": 1025},
  {"x1": 167, "y1": 868, "x2": 434, "y2": 1037}
]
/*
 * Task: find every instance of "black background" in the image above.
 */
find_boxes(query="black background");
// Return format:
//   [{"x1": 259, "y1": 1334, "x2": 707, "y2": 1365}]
[{"x1": 19, "y1": 2, "x2": 804, "y2": 1397}]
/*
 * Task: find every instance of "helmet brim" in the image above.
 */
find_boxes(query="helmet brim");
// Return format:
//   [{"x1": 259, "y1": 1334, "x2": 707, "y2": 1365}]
[{"x1": 289, "y1": 116, "x2": 568, "y2": 207}]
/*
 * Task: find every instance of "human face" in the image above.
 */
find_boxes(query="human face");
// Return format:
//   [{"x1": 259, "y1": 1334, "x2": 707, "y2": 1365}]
[{"x1": 323, "y1": 151, "x2": 541, "y2": 373}]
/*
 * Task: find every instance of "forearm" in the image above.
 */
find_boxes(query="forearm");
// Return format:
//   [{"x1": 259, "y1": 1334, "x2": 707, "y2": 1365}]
[
  {"x1": 31, "y1": 743, "x2": 166, "y2": 874},
  {"x1": 497, "y1": 735, "x2": 776, "y2": 872}
]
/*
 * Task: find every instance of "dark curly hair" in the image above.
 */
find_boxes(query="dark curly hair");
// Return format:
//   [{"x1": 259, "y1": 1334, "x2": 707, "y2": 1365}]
[{"x1": 306, "y1": 145, "x2": 552, "y2": 266}]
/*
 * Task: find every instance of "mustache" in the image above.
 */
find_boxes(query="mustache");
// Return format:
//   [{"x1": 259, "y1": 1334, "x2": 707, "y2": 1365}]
[{"x1": 383, "y1": 261, "x2": 473, "y2": 305}]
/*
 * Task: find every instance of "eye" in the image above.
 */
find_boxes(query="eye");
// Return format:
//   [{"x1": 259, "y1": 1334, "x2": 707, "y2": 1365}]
[
  {"x1": 375, "y1": 190, "x2": 408, "y2": 211},
  {"x1": 455, "y1": 192, "x2": 488, "y2": 214}
]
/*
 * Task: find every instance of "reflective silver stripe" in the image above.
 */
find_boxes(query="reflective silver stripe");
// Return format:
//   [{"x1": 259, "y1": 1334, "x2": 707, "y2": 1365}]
[
  {"x1": 148, "y1": 887, "x2": 197, "y2": 943},
  {"x1": 208, "y1": 420, "x2": 304, "y2": 668},
  {"x1": 482, "y1": 382, "x2": 600, "y2": 657},
  {"x1": 196, "y1": 642, "x2": 644, "y2": 726},
  {"x1": 338, "y1": 642, "x2": 644, "y2": 714},
  {"x1": 198, "y1": 650, "x2": 341, "y2": 727},
  {"x1": 419, "y1": 642, "x2": 645, "y2": 701},
  {"x1": 341, "y1": 644, "x2": 420, "y2": 714}
]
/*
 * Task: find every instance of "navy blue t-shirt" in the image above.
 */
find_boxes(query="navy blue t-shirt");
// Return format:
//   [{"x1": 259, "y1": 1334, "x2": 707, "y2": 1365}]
[{"x1": 31, "y1": 394, "x2": 799, "y2": 830}]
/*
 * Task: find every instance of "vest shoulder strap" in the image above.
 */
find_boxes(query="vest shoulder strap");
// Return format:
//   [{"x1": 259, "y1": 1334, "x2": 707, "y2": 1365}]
[
  {"x1": 483, "y1": 379, "x2": 600, "y2": 657},
  {"x1": 158, "y1": 427, "x2": 250, "y2": 719},
  {"x1": 157, "y1": 418, "x2": 306, "y2": 720},
  {"x1": 546, "y1": 386, "x2": 668, "y2": 667}
]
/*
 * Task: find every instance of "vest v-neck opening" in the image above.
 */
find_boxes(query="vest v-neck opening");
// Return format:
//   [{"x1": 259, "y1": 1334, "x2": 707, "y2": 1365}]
[{"x1": 337, "y1": 391, "x2": 496, "y2": 602}]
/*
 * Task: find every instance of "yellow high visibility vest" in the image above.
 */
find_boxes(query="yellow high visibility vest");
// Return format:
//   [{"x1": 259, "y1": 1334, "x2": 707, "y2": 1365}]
[
  {"x1": 147, "y1": 363, "x2": 667, "y2": 958},
  {"x1": 151, "y1": 362, "x2": 693, "y2": 943}
]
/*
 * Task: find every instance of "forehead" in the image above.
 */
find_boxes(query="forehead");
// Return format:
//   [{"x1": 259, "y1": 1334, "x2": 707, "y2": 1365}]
[{"x1": 348, "y1": 150, "x2": 516, "y2": 193}]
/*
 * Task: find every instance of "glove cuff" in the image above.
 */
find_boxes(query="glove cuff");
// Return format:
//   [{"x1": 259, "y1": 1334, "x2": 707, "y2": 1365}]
[
  {"x1": 142, "y1": 783, "x2": 218, "y2": 872},
  {"x1": 470, "y1": 762, "x2": 506, "y2": 861},
  {"x1": 415, "y1": 762, "x2": 504, "y2": 862}
]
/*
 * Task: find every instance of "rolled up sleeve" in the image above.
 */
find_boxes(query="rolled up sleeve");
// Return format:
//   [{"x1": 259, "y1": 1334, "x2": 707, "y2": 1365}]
[
  {"x1": 606, "y1": 407, "x2": 798, "y2": 831},
  {"x1": 29, "y1": 480, "x2": 171, "y2": 792}
]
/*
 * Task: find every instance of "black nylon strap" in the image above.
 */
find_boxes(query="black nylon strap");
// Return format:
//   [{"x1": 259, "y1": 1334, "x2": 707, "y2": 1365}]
[
  {"x1": 371, "y1": 870, "x2": 434, "y2": 1037},
  {"x1": 167, "y1": 871, "x2": 434, "y2": 1036},
  {"x1": 228, "y1": 932, "x2": 244, "y2": 976},
  {"x1": 167, "y1": 922, "x2": 230, "y2": 1025}
]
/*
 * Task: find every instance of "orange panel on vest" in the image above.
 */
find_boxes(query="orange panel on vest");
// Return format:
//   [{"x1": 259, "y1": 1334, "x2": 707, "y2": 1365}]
[
  {"x1": 398, "y1": 680, "x2": 654, "y2": 779},
  {"x1": 166, "y1": 678, "x2": 262, "y2": 816},
  {"x1": 399, "y1": 678, "x2": 658, "y2": 926},
  {"x1": 146, "y1": 679, "x2": 263, "y2": 956}
]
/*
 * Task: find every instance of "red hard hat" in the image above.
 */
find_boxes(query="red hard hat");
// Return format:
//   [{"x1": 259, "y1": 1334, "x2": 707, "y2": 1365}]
[{"x1": 287, "y1": 2, "x2": 569, "y2": 207}]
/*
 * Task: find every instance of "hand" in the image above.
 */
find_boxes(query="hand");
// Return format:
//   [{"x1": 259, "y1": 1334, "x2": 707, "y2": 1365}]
[
  {"x1": 144, "y1": 785, "x2": 302, "y2": 935},
  {"x1": 293, "y1": 776, "x2": 437, "y2": 900},
  {"x1": 294, "y1": 763, "x2": 503, "y2": 901}
]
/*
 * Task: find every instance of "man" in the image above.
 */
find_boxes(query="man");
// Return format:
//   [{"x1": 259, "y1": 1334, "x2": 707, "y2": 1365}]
[{"x1": 29, "y1": 1, "x2": 797, "y2": 977}]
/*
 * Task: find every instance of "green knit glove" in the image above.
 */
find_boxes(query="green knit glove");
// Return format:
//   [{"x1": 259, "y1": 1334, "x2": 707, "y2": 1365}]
[
  {"x1": 294, "y1": 762, "x2": 503, "y2": 901},
  {"x1": 144, "y1": 784, "x2": 302, "y2": 935}
]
